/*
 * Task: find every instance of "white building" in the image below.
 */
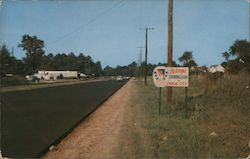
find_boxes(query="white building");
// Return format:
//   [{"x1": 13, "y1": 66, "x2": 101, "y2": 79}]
[{"x1": 208, "y1": 65, "x2": 225, "y2": 73}]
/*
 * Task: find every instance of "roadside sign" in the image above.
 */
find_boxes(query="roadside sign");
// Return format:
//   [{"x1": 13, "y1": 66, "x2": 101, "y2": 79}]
[
  {"x1": 167, "y1": 67, "x2": 189, "y2": 87},
  {"x1": 152, "y1": 66, "x2": 189, "y2": 117},
  {"x1": 152, "y1": 66, "x2": 168, "y2": 87},
  {"x1": 152, "y1": 66, "x2": 189, "y2": 87}
]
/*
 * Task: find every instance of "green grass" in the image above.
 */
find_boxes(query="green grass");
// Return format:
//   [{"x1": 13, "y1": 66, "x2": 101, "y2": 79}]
[
  {"x1": 116, "y1": 73, "x2": 250, "y2": 158},
  {"x1": 115, "y1": 80, "x2": 159, "y2": 159}
]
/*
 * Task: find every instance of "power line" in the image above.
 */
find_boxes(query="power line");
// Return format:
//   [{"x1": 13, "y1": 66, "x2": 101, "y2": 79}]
[{"x1": 48, "y1": 0, "x2": 125, "y2": 45}]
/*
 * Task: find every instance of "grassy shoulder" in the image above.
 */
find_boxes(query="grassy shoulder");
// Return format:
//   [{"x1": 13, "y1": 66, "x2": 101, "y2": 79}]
[
  {"x1": 115, "y1": 79, "x2": 159, "y2": 159},
  {"x1": 116, "y1": 73, "x2": 250, "y2": 158}
]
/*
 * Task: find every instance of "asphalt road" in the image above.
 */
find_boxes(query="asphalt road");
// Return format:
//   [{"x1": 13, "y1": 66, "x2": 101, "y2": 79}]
[{"x1": 1, "y1": 80, "x2": 127, "y2": 158}]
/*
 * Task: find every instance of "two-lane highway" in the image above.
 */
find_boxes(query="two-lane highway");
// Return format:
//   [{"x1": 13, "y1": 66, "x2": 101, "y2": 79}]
[{"x1": 1, "y1": 80, "x2": 127, "y2": 158}]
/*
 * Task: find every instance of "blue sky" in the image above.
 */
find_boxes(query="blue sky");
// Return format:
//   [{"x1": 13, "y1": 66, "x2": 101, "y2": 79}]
[{"x1": 0, "y1": 0, "x2": 249, "y2": 68}]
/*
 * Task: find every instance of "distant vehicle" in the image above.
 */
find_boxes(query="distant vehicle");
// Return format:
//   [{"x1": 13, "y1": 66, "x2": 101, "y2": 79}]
[
  {"x1": 79, "y1": 73, "x2": 87, "y2": 78},
  {"x1": 5, "y1": 74, "x2": 13, "y2": 77},
  {"x1": 123, "y1": 76, "x2": 130, "y2": 80},
  {"x1": 28, "y1": 71, "x2": 78, "y2": 80},
  {"x1": 26, "y1": 75, "x2": 40, "y2": 82},
  {"x1": 116, "y1": 76, "x2": 123, "y2": 81}
]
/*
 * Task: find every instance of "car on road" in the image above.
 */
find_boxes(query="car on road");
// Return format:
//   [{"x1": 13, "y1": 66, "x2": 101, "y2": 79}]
[
  {"x1": 123, "y1": 76, "x2": 130, "y2": 80},
  {"x1": 116, "y1": 76, "x2": 123, "y2": 81},
  {"x1": 26, "y1": 75, "x2": 40, "y2": 83}
]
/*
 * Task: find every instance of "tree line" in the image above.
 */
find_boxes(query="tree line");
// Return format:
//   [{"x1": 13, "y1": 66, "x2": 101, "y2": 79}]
[
  {"x1": 0, "y1": 34, "x2": 104, "y2": 77},
  {"x1": 1, "y1": 34, "x2": 249, "y2": 79},
  {"x1": 0, "y1": 34, "x2": 179, "y2": 78},
  {"x1": 103, "y1": 61, "x2": 179, "y2": 77}
]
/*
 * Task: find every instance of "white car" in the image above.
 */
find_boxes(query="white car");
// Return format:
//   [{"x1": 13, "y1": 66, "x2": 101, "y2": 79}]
[{"x1": 116, "y1": 76, "x2": 123, "y2": 81}]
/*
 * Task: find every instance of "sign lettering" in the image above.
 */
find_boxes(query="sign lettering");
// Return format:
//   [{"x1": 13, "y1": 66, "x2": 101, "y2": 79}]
[{"x1": 152, "y1": 66, "x2": 189, "y2": 87}]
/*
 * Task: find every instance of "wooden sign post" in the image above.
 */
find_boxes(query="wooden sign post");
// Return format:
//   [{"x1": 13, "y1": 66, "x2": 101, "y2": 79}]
[
  {"x1": 153, "y1": 66, "x2": 189, "y2": 117},
  {"x1": 152, "y1": 66, "x2": 169, "y2": 115}
]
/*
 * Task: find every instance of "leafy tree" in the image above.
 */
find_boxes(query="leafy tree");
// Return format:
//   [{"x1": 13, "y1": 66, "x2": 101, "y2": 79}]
[
  {"x1": 0, "y1": 45, "x2": 26, "y2": 76},
  {"x1": 128, "y1": 61, "x2": 137, "y2": 76},
  {"x1": 103, "y1": 66, "x2": 114, "y2": 76},
  {"x1": 83, "y1": 56, "x2": 93, "y2": 75},
  {"x1": 225, "y1": 60, "x2": 243, "y2": 74},
  {"x1": 67, "y1": 52, "x2": 77, "y2": 70},
  {"x1": 54, "y1": 53, "x2": 68, "y2": 70},
  {"x1": 0, "y1": 45, "x2": 16, "y2": 76},
  {"x1": 222, "y1": 51, "x2": 230, "y2": 61},
  {"x1": 0, "y1": 44, "x2": 11, "y2": 75},
  {"x1": 222, "y1": 39, "x2": 250, "y2": 73},
  {"x1": 115, "y1": 66, "x2": 127, "y2": 76},
  {"x1": 13, "y1": 60, "x2": 25, "y2": 75},
  {"x1": 229, "y1": 40, "x2": 250, "y2": 62},
  {"x1": 40, "y1": 52, "x2": 103, "y2": 76},
  {"x1": 103, "y1": 62, "x2": 137, "y2": 77},
  {"x1": 41, "y1": 53, "x2": 54, "y2": 70},
  {"x1": 93, "y1": 61, "x2": 103, "y2": 76},
  {"x1": 75, "y1": 53, "x2": 87, "y2": 73},
  {"x1": 18, "y1": 34, "x2": 45, "y2": 74},
  {"x1": 147, "y1": 63, "x2": 155, "y2": 76},
  {"x1": 171, "y1": 61, "x2": 179, "y2": 67},
  {"x1": 0, "y1": 45, "x2": 9, "y2": 75},
  {"x1": 178, "y1": 51, "x2": 197, "y2": 67}
]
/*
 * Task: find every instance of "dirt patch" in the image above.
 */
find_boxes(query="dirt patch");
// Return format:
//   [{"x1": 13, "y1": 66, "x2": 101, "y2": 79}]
[{"x1": 43, "y1": 80, "x2": 132, "y2": 159}]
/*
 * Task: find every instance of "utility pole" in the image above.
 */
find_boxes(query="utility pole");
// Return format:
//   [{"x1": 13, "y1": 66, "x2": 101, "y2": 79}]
[
  {"x1": 144, "y1": 27, "x2": 154, "y2": 86},
  {"x1": 11, "y1": 47, "x2": 14, "y2": 57},
  {"x1": 137, "y1": 46, "x2": 144, "y2": 80},
  {"x1": 167, "y1": 0, "x2": 173, "y2": 102},
  {"x1": 139, "y1": 49, "x2": 142, "y2": 80}
]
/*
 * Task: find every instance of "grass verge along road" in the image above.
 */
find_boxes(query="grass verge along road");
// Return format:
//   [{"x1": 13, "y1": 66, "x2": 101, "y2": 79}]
[{"x1": 116, "y1": 74, "x2": 249, "y2": 158}]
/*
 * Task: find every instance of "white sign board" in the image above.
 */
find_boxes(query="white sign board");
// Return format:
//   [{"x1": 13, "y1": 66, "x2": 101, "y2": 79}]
[
  {"x1": 152, "y1": 66, "x2": 189, "y2": 87},
  {"x1": 167, "y1": 67, "x2": 189, "y2": 87},
  {"x1": 152, "y1": 66, "x2": 169, "y2": 87}
]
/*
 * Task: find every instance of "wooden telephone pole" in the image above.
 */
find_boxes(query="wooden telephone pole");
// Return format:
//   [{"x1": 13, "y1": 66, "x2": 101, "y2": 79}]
[
  {"x1": 143, "y1": 27, "x2": 154, "y2": 86},
  {"x1": 167, "y1": 0, "x2": 173, "y2": 102}
]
